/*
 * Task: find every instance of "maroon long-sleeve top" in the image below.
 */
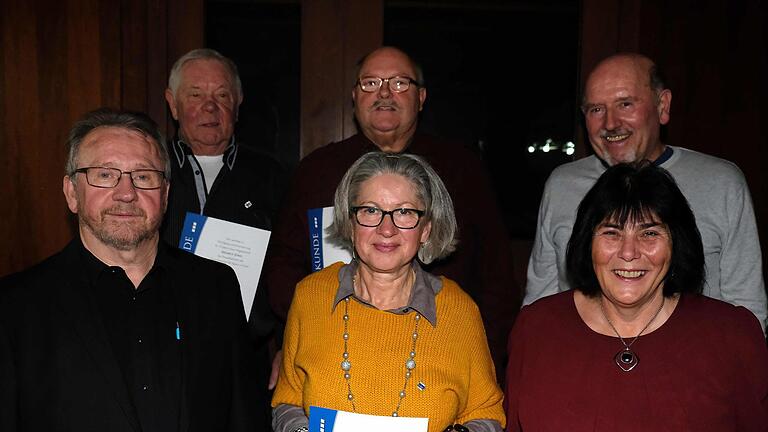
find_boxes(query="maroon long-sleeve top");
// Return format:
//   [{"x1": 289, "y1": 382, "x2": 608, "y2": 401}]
[{"x1": 505, "y1": 291, "x2": 768, "y2": 431}]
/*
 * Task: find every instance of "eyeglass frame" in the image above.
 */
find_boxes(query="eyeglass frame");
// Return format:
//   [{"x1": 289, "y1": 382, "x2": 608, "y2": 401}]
[
  {"x1": 356, "y1": 76, "x2": 421, "y2": 93},
  {"x1": 350, "y1": 206, "x2": 426, "y2": 230},
  {"x1": 72, "y1": 166, "x2": 167, "y2": 190}
]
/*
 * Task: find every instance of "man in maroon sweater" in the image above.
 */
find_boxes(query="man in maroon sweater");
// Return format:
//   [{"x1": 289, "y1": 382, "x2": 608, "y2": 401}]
[{"x1": 264, "y1": 46, "x2": 520, "y2": 381}]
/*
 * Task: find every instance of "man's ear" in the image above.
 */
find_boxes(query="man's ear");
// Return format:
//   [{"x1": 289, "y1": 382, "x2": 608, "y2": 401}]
[
  {"x1": 657, "y1": 89, "x2": 671, "y2": 125},
  {"x1": 418, "y1": 87, "x2": 427, "y2": 112},
  {"x1": 62, "y1": 175, "x2": 79, "y2": 214},
  {"x1": 235, "y1": 92, "x2": 243, "y2": 122},
  {"x1": 165, "y1": 89, "x2": 180, "y2": 120},
  {"x1": 161, "y1": 180, "x2": 170, "y2": 214}
]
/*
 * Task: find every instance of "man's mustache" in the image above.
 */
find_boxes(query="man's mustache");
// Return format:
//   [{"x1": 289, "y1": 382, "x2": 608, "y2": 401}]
[
  {"x1": 371, "y1": 100, "x2": 399, "y2": 110},
  {"x1": 101, "y1": 205, "x2": 146, "y2": 218},
  {"x1": 600, "y1": 128, "x2": 631, "y2": 138}
]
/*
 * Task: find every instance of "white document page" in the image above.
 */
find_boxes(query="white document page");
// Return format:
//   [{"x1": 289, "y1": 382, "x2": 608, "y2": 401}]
[
  {"x1": 309, "y1": 406, "x2": 428, "y2": 432},
  {"x1": 178, "y1": 212, "x2": 271, "y2": 319}
]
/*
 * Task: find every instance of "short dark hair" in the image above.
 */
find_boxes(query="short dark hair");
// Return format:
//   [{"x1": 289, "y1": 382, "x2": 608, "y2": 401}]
[
  {"x1": 65, "y1": 108, "x2": 170, "y2": 179},
  {"x1": 566, "y1": 162, "x2": 704, "y2": 297}
]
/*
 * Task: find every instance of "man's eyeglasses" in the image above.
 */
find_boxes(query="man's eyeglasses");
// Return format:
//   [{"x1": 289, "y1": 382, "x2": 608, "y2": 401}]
[
  {"x1": 357, "y1": 76, "x2": 419, "y2": 93},
  {"x1": 73, "y1": 167, "x2": 166, "y2": 190},
  {"x1": 351, "y1": 206, "x2": 425, "y2": 229}
]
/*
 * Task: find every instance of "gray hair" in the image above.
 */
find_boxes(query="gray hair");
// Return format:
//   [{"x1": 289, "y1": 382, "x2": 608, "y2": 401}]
[
  {"x1": 167, "y1": 48, "x2": 242, "y2": 99},
  {"x1": 65, "y1": 108, "x2": 171, "y2": 180},
  {"x1": 328, "y1": 152, "x2": 457, "y2": 264},
  {"x1": 648, "y1": 63, "x2": 667, "y2": 103}
]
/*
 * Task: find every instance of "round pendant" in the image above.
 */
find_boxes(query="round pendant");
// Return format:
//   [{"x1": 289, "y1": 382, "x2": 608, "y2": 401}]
[{"x1": 614, "y1": 348, "x2": 639, "y2": 372}]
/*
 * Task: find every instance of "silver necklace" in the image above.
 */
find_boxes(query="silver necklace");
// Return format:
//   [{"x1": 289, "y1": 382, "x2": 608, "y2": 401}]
[
  {"x1": 341, "y1": 275, "x2": 419, "y2": 417},
  {"x1": 600, "y1": 297, "x2": 664, "y2": 372}
]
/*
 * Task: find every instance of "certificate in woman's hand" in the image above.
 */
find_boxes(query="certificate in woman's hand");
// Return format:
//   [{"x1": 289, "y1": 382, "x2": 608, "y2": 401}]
[{"x1": 309, "y1": 406, "x2": 428, "y2": 432}]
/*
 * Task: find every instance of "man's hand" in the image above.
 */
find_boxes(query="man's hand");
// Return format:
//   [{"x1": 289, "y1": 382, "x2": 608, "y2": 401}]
[{"x1": 269, "y1": 349, "x2": 283, "y2": 390}]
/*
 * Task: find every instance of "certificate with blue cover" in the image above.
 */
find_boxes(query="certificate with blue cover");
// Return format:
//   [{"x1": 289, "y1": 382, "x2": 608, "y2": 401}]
[
  {"x1": 309, "y1": 406, "x2": 428, "y2": 432},
  {"x1": 307, "y1": 206, "x2": 352, "y2": 272},
  {"x1": 178, "y1": 212, "x2": 271, "y2": 319}
]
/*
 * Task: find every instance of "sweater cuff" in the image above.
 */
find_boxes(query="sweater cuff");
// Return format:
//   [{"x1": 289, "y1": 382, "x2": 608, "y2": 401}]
[
  {"x1": 272, "y1": 404, "x2": 308, "y2": 432},
  {"x1": 465, "y1": 419, "x2": 503, "y2": 432}
]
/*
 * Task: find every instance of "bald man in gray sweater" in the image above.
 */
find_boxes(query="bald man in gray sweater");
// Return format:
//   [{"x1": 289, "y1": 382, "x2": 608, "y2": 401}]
[{"x1": 524, "y1": 53, "x2": 766, "y2": 331}]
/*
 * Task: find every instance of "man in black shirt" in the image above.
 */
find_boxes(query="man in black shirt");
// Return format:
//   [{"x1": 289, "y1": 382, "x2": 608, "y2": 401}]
[
  {"x1": 161, "y1": 48, "x2": 285, "y2": 249},
  {"x1": 0, "y1": 108, "x2": 264, "y2": 431}
]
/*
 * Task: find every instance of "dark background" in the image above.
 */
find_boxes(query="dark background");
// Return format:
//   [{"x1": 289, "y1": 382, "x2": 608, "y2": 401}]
[
  {"x1": 1, "y1": 0, "x2": 766, "y2": 292},
  {"x1": 207, "y1": 2, "x2": 301, "y2": 173},
  {"x1": 205, "y1": 0, "x2": 579, "y2": 239}
]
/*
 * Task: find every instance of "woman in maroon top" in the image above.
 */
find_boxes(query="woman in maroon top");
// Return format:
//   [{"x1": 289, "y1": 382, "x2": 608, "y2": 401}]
[{"x1": 505, "y1": 162, "x2": 768, "y2": 431}]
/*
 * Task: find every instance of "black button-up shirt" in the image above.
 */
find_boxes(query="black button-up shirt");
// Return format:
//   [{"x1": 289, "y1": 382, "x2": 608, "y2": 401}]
[{"x1": 80, "y1": 242, "x2": 181, "y2": 432}]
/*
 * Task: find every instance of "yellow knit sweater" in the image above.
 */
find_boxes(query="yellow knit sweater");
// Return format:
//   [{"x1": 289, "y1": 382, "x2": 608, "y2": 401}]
[{"x1": 272, "y1": 262, "x2": 505, "y2": 431}]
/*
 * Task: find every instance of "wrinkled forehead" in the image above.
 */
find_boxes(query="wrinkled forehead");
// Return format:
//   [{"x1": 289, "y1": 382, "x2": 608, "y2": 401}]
[
  {"x1": 80, "y1": 126, "x2": 161, "y2": 162},
  {"x1": 83, "y1": 125, "x2": 152, "y2": 144},
  {"x1": 359, "y1": 49, "x2": 418, "y2": 78},
  {"x1": 585, "y1": 56, "x2": 653, "y2": 95},
  {"x1": 180, "y1": 58, "x2": 235, "y2": 87}
]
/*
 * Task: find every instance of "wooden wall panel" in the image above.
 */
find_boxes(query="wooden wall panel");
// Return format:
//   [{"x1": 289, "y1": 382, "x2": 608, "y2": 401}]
[
  {"x1": 146, "y1": 0, "x2": 171, "y2": 135},
  {"x1": 167, "y1": 0, "x2": 205, "y2": 59},
  {"x1": 122, "y1": 0, "x2": 150, "y2": 111},
  {"x1": 165, "y1": 0, "x2": 205, "y2": 139},
  {"x1": 300, "y1": 0, "x2": 382, "y2": 158},
  {"x1": 0, "y1": 0, "x2": 203, "y2": 277},
  {"x1": 0, "y1": 0, "x2": 100, "y2": 275},
  {"x1": 0, "y1": 0, "x2": 40, "y2": 274}
]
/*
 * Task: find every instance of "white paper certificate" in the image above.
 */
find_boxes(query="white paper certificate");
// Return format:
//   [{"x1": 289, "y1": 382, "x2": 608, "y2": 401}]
[
  {"x1": 307, "y1": 206, "x2": 352, "y2": 272},
  {"x1": 178, "y1": 212, "x2": 271, "y2": 319},
  {"x1": 309, "y1": 406, "x2": 428, "y2": 432}
]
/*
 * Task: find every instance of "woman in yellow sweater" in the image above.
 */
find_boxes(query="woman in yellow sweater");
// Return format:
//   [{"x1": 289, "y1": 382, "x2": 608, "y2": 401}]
[{"x1": 272, "y1": 152, "x2": 505, "y2": 432}]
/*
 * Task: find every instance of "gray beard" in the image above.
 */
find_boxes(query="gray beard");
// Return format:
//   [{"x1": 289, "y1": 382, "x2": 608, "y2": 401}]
[{"x1": 79, "y1": 215, "x2": 160, "y2": 251}]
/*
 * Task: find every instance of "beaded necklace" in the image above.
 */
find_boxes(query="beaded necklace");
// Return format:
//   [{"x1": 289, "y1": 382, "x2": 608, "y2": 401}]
[{"x1": 340, "y1": 273, "x2": 420, "y2": 417}]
